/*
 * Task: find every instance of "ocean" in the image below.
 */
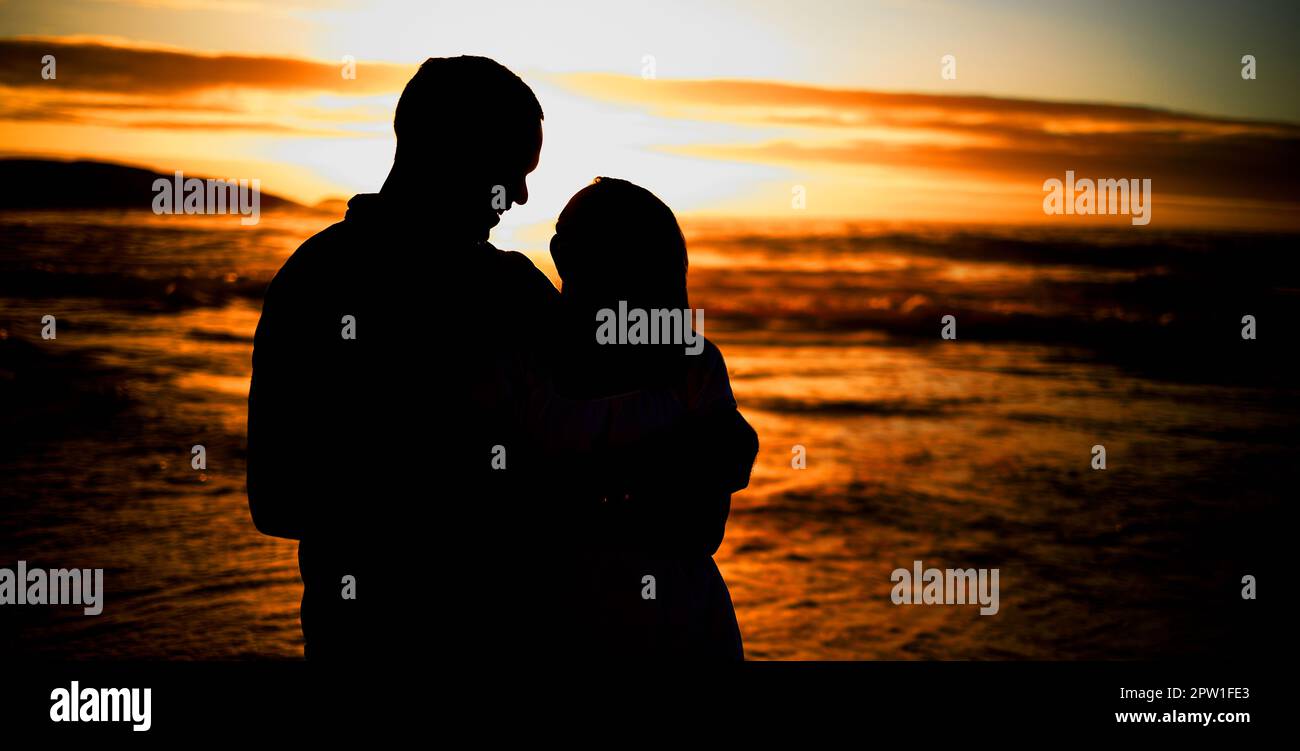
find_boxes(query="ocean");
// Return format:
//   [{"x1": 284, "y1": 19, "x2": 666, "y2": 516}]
[{"x1": 1, "y1": 208, "x2": 1294, "y2": 659}]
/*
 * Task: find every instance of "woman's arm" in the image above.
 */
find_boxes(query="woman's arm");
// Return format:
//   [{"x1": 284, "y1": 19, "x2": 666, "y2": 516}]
[{"x1": 593, "y1": 403, "x2": 757, "y2": 555}]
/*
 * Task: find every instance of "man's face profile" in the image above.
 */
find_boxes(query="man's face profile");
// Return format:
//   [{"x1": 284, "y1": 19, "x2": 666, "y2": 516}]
[{"x1": 481, "y1": 120, "x2": 542, "y2": 232}]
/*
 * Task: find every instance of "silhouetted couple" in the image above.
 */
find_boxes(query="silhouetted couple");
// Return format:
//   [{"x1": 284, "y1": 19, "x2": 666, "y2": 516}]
[{"x1": 247, "y1": 57, "x2": 757, "y2": 662}]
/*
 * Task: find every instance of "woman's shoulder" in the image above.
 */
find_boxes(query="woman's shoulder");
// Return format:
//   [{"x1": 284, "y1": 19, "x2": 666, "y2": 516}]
[
  {"x1": 690, "y1": 337, "x2": 726, "y2": 376},
  {"x1": 685, "y1": 338, "x2": 736, "y2": 411}
]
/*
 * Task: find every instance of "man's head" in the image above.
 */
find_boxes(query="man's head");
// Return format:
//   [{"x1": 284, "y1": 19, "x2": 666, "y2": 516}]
[{"x1": 389, "y1": 56, "x2": 543, "y2": 239}]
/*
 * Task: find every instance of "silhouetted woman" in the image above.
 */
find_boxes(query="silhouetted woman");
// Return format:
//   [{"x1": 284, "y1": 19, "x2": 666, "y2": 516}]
[{"x1": 529, "y1": 177, "x2": 749, "y2": 660}]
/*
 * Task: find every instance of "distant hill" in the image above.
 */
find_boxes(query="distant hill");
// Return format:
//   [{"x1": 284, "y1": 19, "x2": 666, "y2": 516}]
[{"x1": 0, "y1": 158, "x2": 311, "y2": 212}]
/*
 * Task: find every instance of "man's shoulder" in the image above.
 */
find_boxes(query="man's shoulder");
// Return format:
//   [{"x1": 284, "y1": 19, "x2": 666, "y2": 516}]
[
  {"x1": 264, "y1": 221, "x2": 354, "y2": 301},
  {"x1": 483, "y1": 244, "x2": 558, "y2": 300},
  {"x1": 686, "y1": 338, "x2": 735, "y2": 410},
  {"x1": 279, "y1": 220, "x2": 353, "y2": 276},
  {"x1": 485, "y1": 244, "x2": 549, "y2": 277}
]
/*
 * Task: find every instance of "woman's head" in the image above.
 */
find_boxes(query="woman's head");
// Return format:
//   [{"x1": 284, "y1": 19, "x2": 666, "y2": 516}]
[{"x1": 550, "y1": 177, "x2": 689, "y2": 312}]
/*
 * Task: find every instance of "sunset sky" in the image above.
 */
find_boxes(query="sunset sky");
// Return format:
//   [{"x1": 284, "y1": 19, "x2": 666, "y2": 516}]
[{"x1": 1, "y1": 0, "x2": 1298, "y2": 241}]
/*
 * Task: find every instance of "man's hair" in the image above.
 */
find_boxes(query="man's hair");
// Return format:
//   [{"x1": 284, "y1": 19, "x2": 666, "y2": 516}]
[{"x1": 393, "y1": 56, "x2": 543, "y2": 163}]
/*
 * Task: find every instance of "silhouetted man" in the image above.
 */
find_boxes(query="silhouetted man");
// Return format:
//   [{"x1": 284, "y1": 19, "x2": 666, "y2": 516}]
[
  {"x1": 248, "y1": 56, "x2": 757, "y2": 661},
  {"x1": 249, "y1": 56, "x2": 559, "y2": 660}
]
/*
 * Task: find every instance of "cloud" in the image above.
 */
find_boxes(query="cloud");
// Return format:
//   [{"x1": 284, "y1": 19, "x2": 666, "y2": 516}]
[
  {"x1": 84, "y1": 0, "x2": 331, "y2": 14},
  {"x1": 0, "y1": 36, "x2": 413, "y2": 95},
  {"x1": 0, "y1": 98, "x2": 359, "y2": 135},
  {"x1": 682, "y1": 133, "x2": 1300, "y2": 204},
  {"x1": 560, "y1": 73, "x2": 1300, "y2": 205},
  {"x1": 0, "y1": 37, "x2": 409, "y2": 136},
  {"x1": 561, "y1": 73, "x2": 1300, "y2": 134}
]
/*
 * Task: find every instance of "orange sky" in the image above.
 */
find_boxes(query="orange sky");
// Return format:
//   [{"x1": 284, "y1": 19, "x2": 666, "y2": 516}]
[{"x1": 2, "y1": 1, "x2": 1298, "y2": 240}]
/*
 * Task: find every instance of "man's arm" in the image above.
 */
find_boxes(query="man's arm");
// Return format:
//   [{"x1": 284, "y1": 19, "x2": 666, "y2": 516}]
[{"x1": 246, "y1": 262, "x2": 320, "y2": 540}]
